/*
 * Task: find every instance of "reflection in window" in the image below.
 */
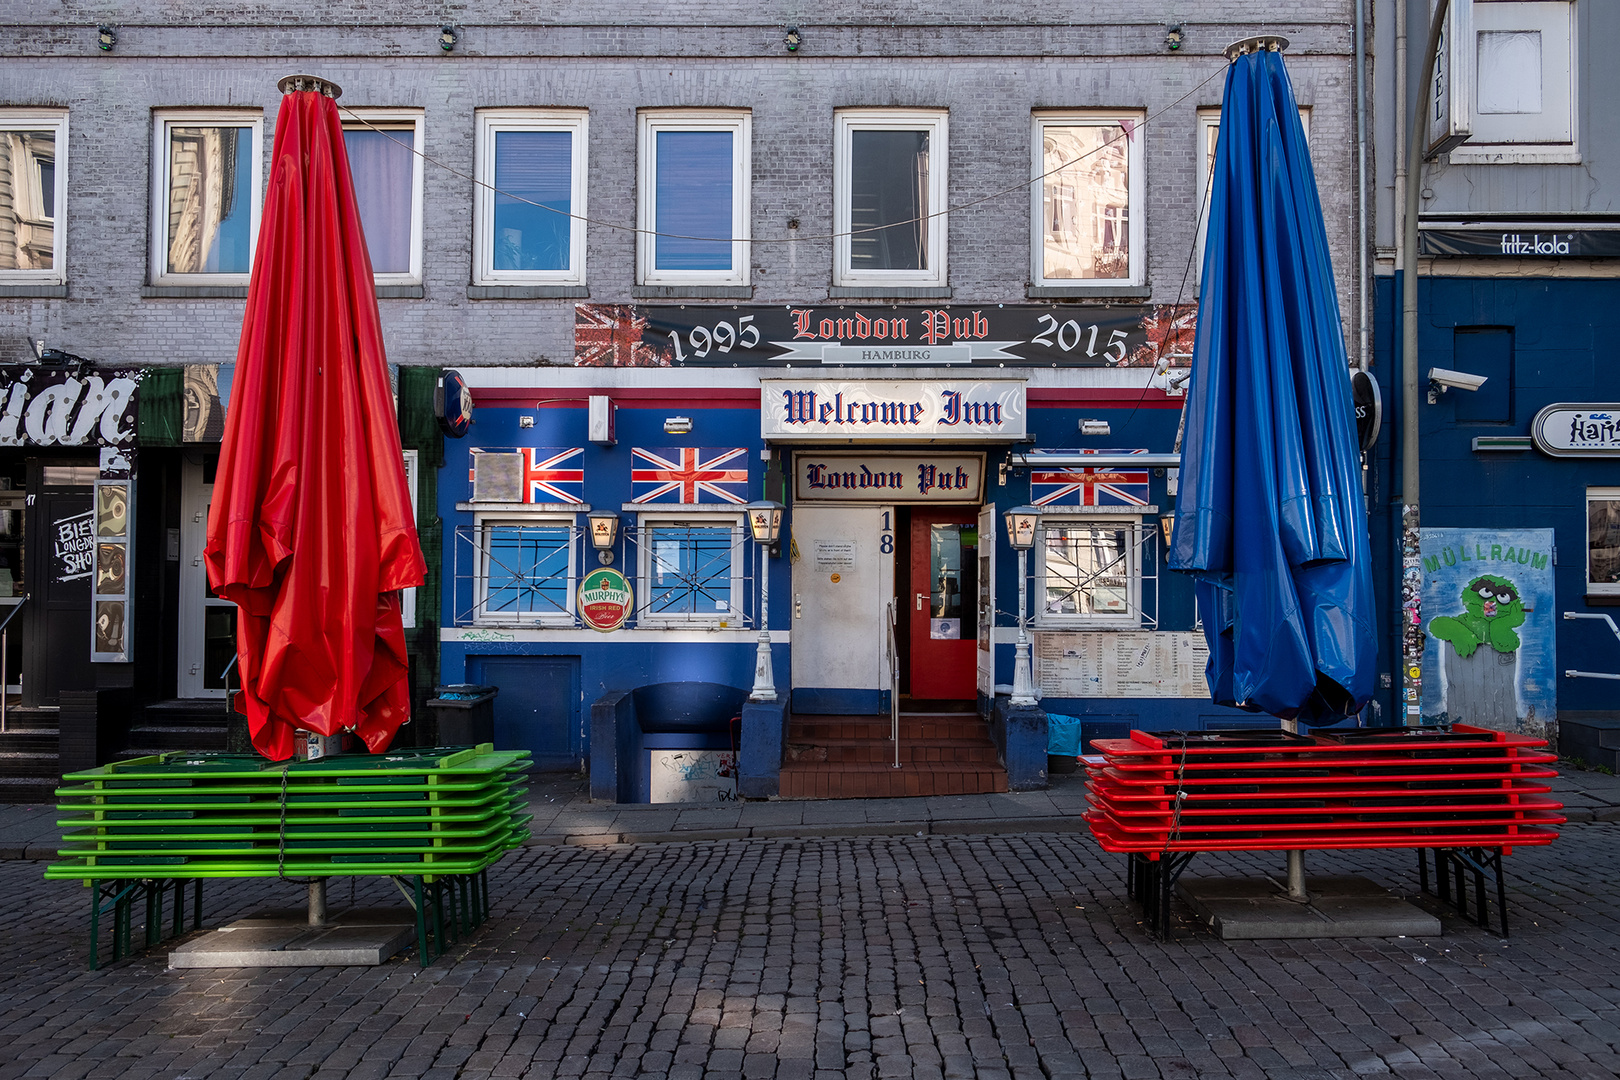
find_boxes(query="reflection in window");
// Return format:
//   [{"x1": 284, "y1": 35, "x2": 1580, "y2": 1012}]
[
  {"x1": 1042, "y1": 524, "x2": 1132, "y2": 617},
  {"x1": 850, "y1": 129, "x2": 929, "y2": 271},
  {"x1": 166, "y1": 125, "x2": 254, "y2": 275},
  {"x1": 654, "y1": 130, "x2": 734, "y2": 271},
  {"x1": 645, "y1": 524, "x2": 734, "y2": 618},
  {"x1": 481, "y1": 524, "x2": 572, "y2": 618},
  {"x1": 1587, "y1": 491, "x2": 1620, "y2": 592},
  {"x1": 1041, "y1": 124, "x2": 1130, "y2": 280},
  {"x1": 0, "y1": 128, "x2": 57, "y2": 272},
  {"x1": 493, "y1": 129, "x2": 573, "y2": 272},
  {"x1": 343, "y1": 125, "x2": 415, "y2": 274}
]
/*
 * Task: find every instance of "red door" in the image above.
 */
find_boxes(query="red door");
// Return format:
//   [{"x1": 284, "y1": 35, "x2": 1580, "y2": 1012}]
[{"x1": 908, "y1": 509, "x2": 979, "y2": 700}]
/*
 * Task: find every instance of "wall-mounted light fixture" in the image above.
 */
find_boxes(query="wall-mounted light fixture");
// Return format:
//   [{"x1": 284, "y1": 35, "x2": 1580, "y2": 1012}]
[
  {"x1": 784, "y1": 26, "x2": 802, "y2": 53},
  {"x1": 587, "y1": 510, "x2": 620, "y2": 565},
  {"x1": 1165, "y1": 23, "x2": 1184, "y2": 51},
  {"x1": 663, "y1": 416, "x2": 692, "y2": 435},
  {"x1": 518, "y1": 416, "x2": 535, "y2": 429},
  {"x1": 439, "y1": 25, "x2": 458, "y2": 52},
  {"x1": 1080, "y1": 419, "x2": 1112, "y2": 436},
  {"x1": 1161, "y1": 515, "x2": 1176, "y2": 547},
  {"x1": 97, "y1": 25, "x2": 116, "y2": 51}
]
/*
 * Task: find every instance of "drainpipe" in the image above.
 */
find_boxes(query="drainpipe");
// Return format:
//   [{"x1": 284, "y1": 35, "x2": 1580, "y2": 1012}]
[
  {"x1": 1399, "y1": 0, "x2": 1453, "y2": 724},
  {"x1": 1355, "y1": 0, "x2": 1370, "y2": 371}
]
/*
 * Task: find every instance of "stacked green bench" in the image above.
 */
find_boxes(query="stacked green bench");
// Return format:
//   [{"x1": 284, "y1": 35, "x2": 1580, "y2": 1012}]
[{"x1": 48, "y1": 744, "x2": 532, "y2": 968}]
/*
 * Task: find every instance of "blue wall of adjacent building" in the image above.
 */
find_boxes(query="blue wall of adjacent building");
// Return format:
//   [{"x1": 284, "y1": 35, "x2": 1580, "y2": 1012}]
[{"x1": 1370, "y1": 273, "x2": 1620, "y2": 726}]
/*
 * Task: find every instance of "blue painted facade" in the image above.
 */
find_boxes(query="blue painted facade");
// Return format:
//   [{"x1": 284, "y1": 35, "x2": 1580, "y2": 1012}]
[{"x1": 1368, "y1": 274, "x2": 1620, "y2": 730}]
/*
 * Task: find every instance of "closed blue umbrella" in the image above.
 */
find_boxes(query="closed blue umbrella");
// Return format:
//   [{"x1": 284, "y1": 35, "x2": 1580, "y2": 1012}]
[{"x1": 1169, "y1": 39, "x2": 1376, "y2": 723}]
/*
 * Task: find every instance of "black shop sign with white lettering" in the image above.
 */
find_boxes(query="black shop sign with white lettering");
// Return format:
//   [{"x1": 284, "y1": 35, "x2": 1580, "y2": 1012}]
[
  {"x1": 573, "y1": 303, "x2": 1194, "y2": 368},
  {"x1": 1419, "y1": 229, "x2": 1620, "y2": 258}
]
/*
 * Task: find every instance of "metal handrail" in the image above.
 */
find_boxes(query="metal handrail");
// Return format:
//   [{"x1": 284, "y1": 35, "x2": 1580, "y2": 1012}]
[
  {"x1": 886, "y1": 599, "x2": 900, "y2": 769},
  {"x1": 0, "y1": 593, "x2": 25, "y2": 734},
  {"x1": 1563, "y1": 612, "x2": 1620, "y2": 680}
]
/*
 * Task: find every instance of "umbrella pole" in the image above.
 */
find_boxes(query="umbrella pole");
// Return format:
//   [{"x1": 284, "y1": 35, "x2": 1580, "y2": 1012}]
[
  {"x1": 1286, "y1": 851, "x2": 1309, "y2": 903},
  {"x1": 309, "y1": 880, "x2": 327, "y2": 926}
]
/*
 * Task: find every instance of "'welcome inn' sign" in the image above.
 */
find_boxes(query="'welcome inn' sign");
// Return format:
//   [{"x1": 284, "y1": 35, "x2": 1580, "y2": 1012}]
[{"x1": 759, "y1": 379, "x2": 1025, "y2": 442}]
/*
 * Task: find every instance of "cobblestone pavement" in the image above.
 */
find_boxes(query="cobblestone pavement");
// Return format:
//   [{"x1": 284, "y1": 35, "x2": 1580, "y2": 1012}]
[{"x1": 3, "y1": 824, "x2": 1618, "y2": 1080}]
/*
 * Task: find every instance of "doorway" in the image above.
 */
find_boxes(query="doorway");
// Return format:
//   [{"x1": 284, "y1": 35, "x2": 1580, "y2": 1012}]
[
  {"x1": 25, "y1": 461, "x2": 97, "y2": 706},
  {"x1": 178, "y1": 455, "x2": 237, "y2": 698},
  {"x1": 907, "y1": 508, "x2": 979, "y2": 701}
]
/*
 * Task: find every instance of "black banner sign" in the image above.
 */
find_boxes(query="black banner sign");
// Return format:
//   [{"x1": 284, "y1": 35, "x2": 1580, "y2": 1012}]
[
  {"x1": 1419, "y1": 229, "x2": 1620, "y2": 258},
  {"x1": 0, "y1": 367, "x2": 140, "y2": 447},
  {"x1": 574, "y1": 303, "x2": 1195, "y2": 368}
]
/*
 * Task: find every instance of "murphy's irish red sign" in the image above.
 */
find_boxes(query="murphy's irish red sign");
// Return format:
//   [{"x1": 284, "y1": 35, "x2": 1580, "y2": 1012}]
[{"x1": 574, "y1": 303, "x2": 1194, "y2": 369}]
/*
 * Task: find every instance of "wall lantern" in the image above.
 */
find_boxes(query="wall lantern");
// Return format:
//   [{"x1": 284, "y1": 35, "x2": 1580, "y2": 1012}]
[
  {"x1": 663, "y1": 416, "x2": 693, "y2": 435},
  {"x1": 440, "y1": 25, "x2": 458, "y2": 52},
  {"x1": 784, "y1": 26, "x2": 802, "y2": 53},
  {"x1": 1165, "y1": 23, "x2": 1184, "y2": 51},
  {"x1": 1004, "y1": 505, "x2": 1039, "y2": 551},
  {"x1": 587, "y1": 510, "x2": 619, "y2": 565},
  {"x1": 97, "y1": 25, "x2": 116, "y2": 51},
  {"x1": 746, "y1": 499, "x2": 784, "y2": 549}
]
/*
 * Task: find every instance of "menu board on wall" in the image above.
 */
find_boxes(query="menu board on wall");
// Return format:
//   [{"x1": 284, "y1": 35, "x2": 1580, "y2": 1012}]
[{"x1": 1034, "y1": 631, "x2": 1210, "y2": 699}]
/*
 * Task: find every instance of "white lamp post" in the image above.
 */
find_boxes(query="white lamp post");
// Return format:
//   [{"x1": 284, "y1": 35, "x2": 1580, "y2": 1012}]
[
  {"x1": 746, "y1": 500, "x2": 784, "y2": 702},
  {"x1": 1004, "y1": 505, "x2": 1040, "y2": 707}
]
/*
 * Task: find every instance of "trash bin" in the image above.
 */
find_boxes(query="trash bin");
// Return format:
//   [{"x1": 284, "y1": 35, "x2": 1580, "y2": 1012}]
[
  {"x1": 1046, "y1": 712, "x2": 1082, "y2": 774},
  {"x1": 426, "y1": 684, "x2": 499, "y2": 746}
]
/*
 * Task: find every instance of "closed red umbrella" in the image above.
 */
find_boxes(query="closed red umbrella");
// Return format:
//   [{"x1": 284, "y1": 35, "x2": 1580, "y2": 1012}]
[{"x1": 205, "y1": 76, "x2": 425, "y2": 761}]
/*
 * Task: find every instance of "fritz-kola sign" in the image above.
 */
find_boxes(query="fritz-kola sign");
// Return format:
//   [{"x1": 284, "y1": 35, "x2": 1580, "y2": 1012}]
[
  {"x1": 760, "y1": 379, "x2": 1025, "y2": 441},
  {"x1": 574, "y1": 303, "x2": 1195, "y2": 369},
  {"x1": 0, "y1": 368, "x2": 139, "y2": 447}
]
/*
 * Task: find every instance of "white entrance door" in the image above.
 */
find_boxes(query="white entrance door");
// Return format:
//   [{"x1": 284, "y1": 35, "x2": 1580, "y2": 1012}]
[
  {"x1": 790, "y1": 505, "x2": 895, "y2": 712},
  {"x1": 178, "y1": 458, "x2": 237, "y2": 698}
]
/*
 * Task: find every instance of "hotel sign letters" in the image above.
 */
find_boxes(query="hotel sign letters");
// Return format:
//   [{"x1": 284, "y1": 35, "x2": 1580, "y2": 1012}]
[
  {"x1": 760, "y1": 380, "x2": 1026, "y2": 442},
  {"x1": 795, "y1": 452, "x2": 987, "y2": 503}
]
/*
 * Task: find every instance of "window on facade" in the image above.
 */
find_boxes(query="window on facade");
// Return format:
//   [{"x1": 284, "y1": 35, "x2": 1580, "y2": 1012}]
[
  {"x1": 1451, "y1": 2, "x2": 1577, "y2": 163},
  {"x1": 1036, "y1": 519, "x2": 1140, "y2": 624},
  {"x1": 0, "y1": 112, "x2": 65, "y2": 282},
  {"x1": 474, "y1": 109, "x2": 588, "y2": 285},
  {"x1": 150, "y1": 112, "x2": 263, "y2": 285},
  {"x1": 637, "y1": 517, "x2": 743, "y2": 625},
  {"x1": 1196, "y1": 107, "x2": 1309, "y2": 287},
  {"x1": 475, "y1": 518, "x2": 576, "y2": 624},
  {"x1": 1032, "y1": 112, "x2": 1143, "y2": 288},
  {"x1": 834, "y1": 110, "x2": 947, "y2": 287},
  {"x1": 1587, "y1": 489, "x2": 1620, "y2": 596},
  {"x1": 341, "y1": 111, "x2": 424, "y2": 283},
  {"x1": 638, "y1": 110, "x2": 750, "y2": 286}
]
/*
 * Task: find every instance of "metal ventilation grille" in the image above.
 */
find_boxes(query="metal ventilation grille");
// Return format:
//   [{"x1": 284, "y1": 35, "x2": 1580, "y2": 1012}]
[{"x1": 472, "y1": 451, "x2": 524, "y2": 502}]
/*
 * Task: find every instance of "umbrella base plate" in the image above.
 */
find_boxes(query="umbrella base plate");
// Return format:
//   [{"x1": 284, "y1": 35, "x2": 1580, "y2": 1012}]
[
  {"x1": 1178, "y1": 874, "x2": 1441, "y2": 940},
  {"x1": 169, "y1": 907, "x2": 416, "y2": 967}
]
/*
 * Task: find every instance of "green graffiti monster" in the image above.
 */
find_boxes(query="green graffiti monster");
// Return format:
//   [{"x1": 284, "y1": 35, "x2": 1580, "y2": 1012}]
[{"x1": 1428, "y1": 575, "x2": 1526, "y2": 659}]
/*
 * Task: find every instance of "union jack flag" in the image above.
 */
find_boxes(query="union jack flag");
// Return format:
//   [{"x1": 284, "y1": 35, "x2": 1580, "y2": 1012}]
[
  {"x1": 632, "y1": 447, "x2": 749, "y2": 504},
  {"x1": 1029, "y1": 448, "x2": 1150, "y2": 507},
  {"x1": 522, "y1": 447, "x2": 584, "y2": 503},
  {"x1": 574, "y1": 304, "x2": 672, "y2": 367}
]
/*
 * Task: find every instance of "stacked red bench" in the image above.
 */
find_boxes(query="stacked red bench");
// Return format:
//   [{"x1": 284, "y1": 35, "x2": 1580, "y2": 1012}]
[{"x1": 1081, "y1": 724, "x2": 1565, "y2": 936}]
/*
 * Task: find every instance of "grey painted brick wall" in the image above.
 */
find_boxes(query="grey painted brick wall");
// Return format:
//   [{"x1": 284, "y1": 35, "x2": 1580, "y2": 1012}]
[{"x1": 0, "y1": 3, "x2": 1357, "y2": 368}]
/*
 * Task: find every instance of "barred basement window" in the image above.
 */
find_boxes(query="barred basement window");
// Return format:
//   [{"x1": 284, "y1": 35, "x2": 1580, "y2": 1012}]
[
  {"x1": 635, "y1": 516, "x2": 745, "y2": 626},
  {"x1": 1035, "y1": 519, "x2": 1144, "y2": 626},
  {"x1": 474, "y1": 518, "x2": 577, "y2": 625}
]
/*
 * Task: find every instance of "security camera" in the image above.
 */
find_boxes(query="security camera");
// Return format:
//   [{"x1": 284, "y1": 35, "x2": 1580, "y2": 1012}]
[{"x1": 1428, "y1": 367, "x2": 1488, "y2": 392}]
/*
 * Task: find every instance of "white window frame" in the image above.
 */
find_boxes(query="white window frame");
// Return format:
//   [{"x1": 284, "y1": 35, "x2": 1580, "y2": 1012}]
[
  {"x1": 1450, "y1": 1, "x2": 1578, "y2": 164},
  {"x1": 1587, "y1": 487, "x2": 1620, "y2": 596},
  {"x1": 637, "y1": 109, "x2": 751, "y2": 287},
  {"x1": 1030, "y1": 110, "x2": 1145, "y2": 290},
  {"x1": 1033, "y1": 515, "x2": 1143, "y2": 628},
  {"x1": 149, "y1": 110, "x2": 264, "y2": 286},
  {"x1": 1196, "y1": 107, "x2": 1309, "y2": 288},
  {"x1": 833, "y1": 108, "x2": 948, "y2": 288},
  {"x1": 340, "y1": 108, "x2": 425, "y2": 286},
  {"x1": 472, "y1": 510, "x2": 578, "y2": 627},
  {"x1": 633, "y1": 510, "x2": 745, "y2": 628},
  {"x1": 473, "y1": 108, "x2": 589, "y2": 286},
  {"x1": 0, "y1": 109, "x2": 67, "y2": 284}
]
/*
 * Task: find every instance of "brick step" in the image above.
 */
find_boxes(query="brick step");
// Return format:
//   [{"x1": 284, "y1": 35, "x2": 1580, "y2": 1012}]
[
  {"x1": 0, "y1": 749, "x2": 60, "y2": 779},
  {"x1": 778, "y1": 762, "x2": 1008, "y2": 799},
  {"x1": 0, "y1": 707, "x2": 59, "y2": 731},
  {"x1": 789, "y1": 719, "x2": 991, "y2": 742},
  {"x1": 119, "y1": 725, "x2": 230, "y2": 754},
  {"x1": 141, "y1": 700, "x2": 233, "y2": 727},
  {"x1": 0, "y1": 775, "x2": 58, "y2": 804},
  {"x1": 0, "y1": 731, "x2": 57, "y2": 754},
  {"x1": 784, "y1": 739, "x2": 1000, "y2": 766}
]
